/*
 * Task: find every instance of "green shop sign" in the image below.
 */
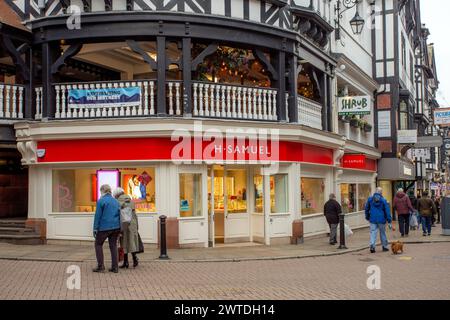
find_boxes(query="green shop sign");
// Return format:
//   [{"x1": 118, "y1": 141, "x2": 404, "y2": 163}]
[{"x1": 338, "y1": 96, "x2": 371, "y2": 116}]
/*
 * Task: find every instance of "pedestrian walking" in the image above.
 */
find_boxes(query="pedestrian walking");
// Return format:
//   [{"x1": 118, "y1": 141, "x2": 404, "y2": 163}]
[
  {"x1": 113, "y1": 187, "x2": 144, "y2": 269},
  {"x1": 324, "y1": 194, "x2": 342, "y2": 245},
  {"x1": 418, "y1": 191, "x2": 437, "y2": 237},
  {"x1": 93, "y1": 184, "x2": 121, "y2": 273},
  {"x1": 432, "y1": 196, "x2": 441, "y2": 225},
  {"x1": 393, "y1": 188, "x2": 415, "y2": 237},
  {"x1": 365, "y1": 187, "x2": 392, "y2": 254}
]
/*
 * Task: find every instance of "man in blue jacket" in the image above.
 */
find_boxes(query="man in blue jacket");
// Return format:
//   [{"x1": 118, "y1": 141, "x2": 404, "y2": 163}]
[
  {"x1": 365, "y1": 187, "x2": 393, "y2": 253},
  {"x1": 93, "y1": 184, "x2": 121, "y2": 273}
]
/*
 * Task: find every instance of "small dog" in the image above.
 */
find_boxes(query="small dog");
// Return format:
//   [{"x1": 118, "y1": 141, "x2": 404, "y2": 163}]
[{"x1": 391, "y1": 241, "x2": 404, "y2": 255}]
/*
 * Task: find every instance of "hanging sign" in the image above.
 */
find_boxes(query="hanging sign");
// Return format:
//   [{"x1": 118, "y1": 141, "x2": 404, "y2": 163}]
[
  {"x1": 397, "y1": 130, "x2": 418, "y2": 144},
  {"x1": 434, "y1": 108, "x2": 450, "y2": 126},
  {"x1": 338, "y1": 96, "x2": 371, "y2": 116},
  {"x1": 68, "y1": 87, "x2": 141, "y2": 109}
]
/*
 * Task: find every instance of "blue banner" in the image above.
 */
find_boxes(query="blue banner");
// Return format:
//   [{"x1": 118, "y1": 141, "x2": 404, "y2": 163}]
[{"x1": 68, "y1": 87, "x2": 141, "y2": 109}]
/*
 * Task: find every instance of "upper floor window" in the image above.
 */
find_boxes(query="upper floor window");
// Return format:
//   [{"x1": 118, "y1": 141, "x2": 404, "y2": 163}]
[
  {"x1": 399, "y1": 100, "x2": 410, "y2": 130},
  {"x1": 401, "y1": 35, "x2": 407, "y2": 70},
  {"x1": 193, "y1": 45, "x2": 272, "y2": 88}
]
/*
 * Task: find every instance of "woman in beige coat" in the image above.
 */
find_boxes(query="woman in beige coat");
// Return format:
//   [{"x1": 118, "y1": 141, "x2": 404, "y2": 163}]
[{"x1": 113, "y1": 188, "x2": 142, "y2": 268}]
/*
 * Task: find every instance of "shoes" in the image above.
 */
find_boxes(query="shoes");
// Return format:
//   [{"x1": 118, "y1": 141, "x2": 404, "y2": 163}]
[
  {"x1": 382, "y1": 247, "x2": 389, "y2": 252},
  {"x1": 133, "y1": 256, "x2": 139, "y2": 268},
  {"x1": 401, "y1": 234, "x2": 405, "y2": 237},
  {"x1": 428, "y1": 233, "x2": 431, "y2": 237},
  {"x1": 119, "y1": 263, "x2": 129, "y2": 269},
  {"x1": 370, "y1": 247, "x2": 376, "y2": 254},
  {"x1": 423, "y1": 233, "x2": 427, "y2": 237},
  {"x1": 92, "y1": 266, "x2": 106, "y2": 273},
  {"x1": 108, "y1": 268, "x2": 119, "y2": 273}
]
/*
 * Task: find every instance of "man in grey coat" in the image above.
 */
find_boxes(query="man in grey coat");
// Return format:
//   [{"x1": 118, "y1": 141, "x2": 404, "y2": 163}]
[{"x1": 324, "y1": 194, "x2": 342, "y2": 245}]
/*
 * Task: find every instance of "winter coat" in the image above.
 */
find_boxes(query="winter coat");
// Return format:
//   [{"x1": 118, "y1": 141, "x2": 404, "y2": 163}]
[
  {"x1": 118, "y1": 194, "x2": 141, "y2": 254},
  {"x1": 324, "y1": 199, "x2": 342, "y2": 225},
  {"x1": 393, "y1": 192, "x2": 414, "y2": 215},
  {"x1": 93, "y1": 194, "x2": 120, "y2": 232},
  {"x1": 417, "y1": 196, "x2": 437, "y2": 217},
  {"x1": 365, "y1": 193, "x2": 392, "y2": 224}
]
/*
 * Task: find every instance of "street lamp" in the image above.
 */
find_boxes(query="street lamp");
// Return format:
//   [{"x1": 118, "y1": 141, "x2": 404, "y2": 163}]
[{"x1": 334, "y1": 0, "x2": 366, "y2": 41}]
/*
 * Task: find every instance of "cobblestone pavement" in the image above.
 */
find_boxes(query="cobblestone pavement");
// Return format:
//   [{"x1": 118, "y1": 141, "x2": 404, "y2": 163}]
[{"x1": 1, "y1": 242, "x2": 449, "y2": 300}]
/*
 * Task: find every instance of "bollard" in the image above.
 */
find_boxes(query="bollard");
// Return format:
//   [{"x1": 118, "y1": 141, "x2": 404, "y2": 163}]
[
  {"x1": 338, "y1": 213, "x2": 348, "y2": 250},
  {"x1": 159, "y1": 215, "x2": 170, "y2": 260}
]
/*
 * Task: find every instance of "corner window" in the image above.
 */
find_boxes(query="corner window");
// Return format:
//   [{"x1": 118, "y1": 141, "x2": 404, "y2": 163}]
[
  {"x1": 179, "y1": 173, "x2": 203, "y2": 218},
  {"x1": 301, "y1": 178, "x2": 325, "y2": 215},
  {"x1": 270, "y1": 174, "x2": 289, "y2": 214}
]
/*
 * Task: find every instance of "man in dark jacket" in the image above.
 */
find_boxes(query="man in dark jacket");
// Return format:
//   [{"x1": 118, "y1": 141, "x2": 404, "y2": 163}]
[
  {"x1": 393, "y1": 188, "x2": 415, "y2": 237},
  {"x1": 324, "y1": 194, "x2": 342, "y2": 245},
  {"x1": 418, "y1": 191, "x2": 436, "y2": 236},
  {"x1": 93, "y1": 184, "x2": 121, "y2": 273}
]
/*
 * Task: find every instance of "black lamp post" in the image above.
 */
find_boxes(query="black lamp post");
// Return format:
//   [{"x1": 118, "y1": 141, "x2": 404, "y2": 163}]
[{"x1": 335, "y1": 0, "x2": 366, "y2": 40}]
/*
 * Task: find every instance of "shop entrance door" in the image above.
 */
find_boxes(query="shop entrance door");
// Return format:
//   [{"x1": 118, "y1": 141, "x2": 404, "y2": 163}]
[{"x1": 208, "y1": 166, "x2": 250, "y2": 245}]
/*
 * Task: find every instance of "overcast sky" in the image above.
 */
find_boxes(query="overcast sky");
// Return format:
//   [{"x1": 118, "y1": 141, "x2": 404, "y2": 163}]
[{"x1": 420, "y1": 0, "x2": 450, "y2": 107}]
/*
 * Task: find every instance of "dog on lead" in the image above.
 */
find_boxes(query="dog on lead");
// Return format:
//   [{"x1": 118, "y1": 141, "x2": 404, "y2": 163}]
[{"x1": 391, "y1": 241, "x2": 404, "y2": 255}]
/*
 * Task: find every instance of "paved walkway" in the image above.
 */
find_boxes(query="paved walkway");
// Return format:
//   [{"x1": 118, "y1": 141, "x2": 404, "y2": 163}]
[
  {"x1": 1, "y1": 242, "x2": 450, "y2": 300},
  {"x1": 0, "y1": 223, "x2": 449, "y2": 263}
]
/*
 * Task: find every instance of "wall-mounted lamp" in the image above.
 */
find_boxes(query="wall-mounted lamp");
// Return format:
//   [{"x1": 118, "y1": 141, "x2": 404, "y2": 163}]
[{"x1": 334, "y1": 0, "x2": 365, "y2": 41}]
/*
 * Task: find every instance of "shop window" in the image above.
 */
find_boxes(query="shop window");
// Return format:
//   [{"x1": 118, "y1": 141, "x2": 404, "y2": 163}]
[
  {"x1": 52, "y1": 168, "x2": 156, "y2": 213},
  {"x1": 341, "y1": 184, "x2": 357, "y2": 214},
  {"x1": 180, "y1": 173, "x2": 203, "y2": 218},
  {"x1": 301, "y1": 178, "x2": 325, "y2": 215},
  {"x1": 226, "y1": 169, "x2": 247, "y2": 214},
  {"x1": 358, "y1": 184, "x2": 372, "y2": 212},
  {"x1": 297, "y1": 64, "x2": 321, "y2": 103},
  {"x1": 270, "y1": 174, "x2": 289, "y2": 214},
  {"x1": 254, "y1": 174, "x2": 264, "y2": 214}
]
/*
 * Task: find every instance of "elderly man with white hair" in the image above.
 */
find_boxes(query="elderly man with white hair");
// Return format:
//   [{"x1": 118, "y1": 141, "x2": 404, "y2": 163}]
[{"x1": 93, "y1": 184, "x2": 121, "y2": 273}]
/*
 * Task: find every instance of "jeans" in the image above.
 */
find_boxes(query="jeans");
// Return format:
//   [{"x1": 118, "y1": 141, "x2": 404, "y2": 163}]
[
  {"x1": 329, "y1": 224, "x2": 338, "y2": 243},
  {"x1": 95, "y1": 229, "x2": 120, "y2": 270},
  {"x1": 421, "y1": 216, "x2": 432, "y2": 235},
  {"x1": 370, "y1": 223, "x2": 389, "y2": 249},
  {"x1": 398, "y1": 214, "x2": 411, "y2": 236}
]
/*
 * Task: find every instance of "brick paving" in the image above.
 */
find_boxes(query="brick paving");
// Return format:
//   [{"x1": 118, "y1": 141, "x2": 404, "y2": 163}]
[{"x1": 1, "y1": 242, "x2": 449, "y2": 300}]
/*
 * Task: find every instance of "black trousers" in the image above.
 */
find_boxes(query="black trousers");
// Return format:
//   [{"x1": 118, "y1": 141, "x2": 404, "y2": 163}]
[
  {"x1": 398, "y1": 214, "x2": 410, "y2": 236},
  {"x1": 95, "y1": 229, "x2": 120, "y2": 270}
]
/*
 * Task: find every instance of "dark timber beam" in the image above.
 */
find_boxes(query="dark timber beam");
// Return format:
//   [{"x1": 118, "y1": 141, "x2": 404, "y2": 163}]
[
  {"x1": 157, "y1": 36, "x2": 167, "y2": 116},
  {"x1": 287, "y1": 54, "x2": 299, "y2": 123},
  {"x1": 1, "y1": 35, "x2": 30, "y2": 82},
  {"x1": 254, "y1": 49, "x2": 278, "y2": 81},
  {"x1": 126, "y1": 40, "x2": 157, "y2": 70},
  {"x1": 42, "y1": 42, "x2": 59, "y2": 119},
  {"x1": 191, "y1": 43, "x2": 218, "y2": 71},
  {"x1": 182, "y1": 37, "x2": 192, "y2": 116},
  {"x1": 274, "y1": 50, "x2": 286, "y2": 122},
  {"x1": 51, "y1": 43, "x2": 83, "y2": 74}
]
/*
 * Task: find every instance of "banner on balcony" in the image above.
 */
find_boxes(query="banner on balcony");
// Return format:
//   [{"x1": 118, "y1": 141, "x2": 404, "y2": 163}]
[
  {"x1": 338, "y1": 96, "x2": 371, "y2": 116},
  {"x1": 68, "y1": 87, "x2": 141, "y2": 109}
]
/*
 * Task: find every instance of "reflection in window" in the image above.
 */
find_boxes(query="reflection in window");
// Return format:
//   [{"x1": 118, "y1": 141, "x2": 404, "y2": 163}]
[
  {"x1": 270, "y1": 174, "x2": 289, "y2": 214},
  {"x1": 341, "y1": 184, "x2": 357, "y2": 214},
  {"x1": 254, "y1": 175, "x2": 264, "y2": 214},
  {"x1": 301, "y1": 178, "x2": 325, "y2": 215},
  {"x1": 180, "y1": 173, "x2": 203, "y2": 218},
  {"x1": 358, "y1": 184, "x2": 372, "y2": 211},
  {"x1": 52, "y1": 168, "x2": 156, "y2": 213}
]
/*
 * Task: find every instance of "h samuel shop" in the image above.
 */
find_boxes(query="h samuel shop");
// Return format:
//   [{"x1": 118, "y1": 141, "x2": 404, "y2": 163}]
[{"x1": 16, "y1": 120, "x2": 378, "y2": 249}]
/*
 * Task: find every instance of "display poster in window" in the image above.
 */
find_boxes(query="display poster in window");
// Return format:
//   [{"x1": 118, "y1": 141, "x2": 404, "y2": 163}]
[
  {"x1": 338, "y1": 95, "x2": 371, "y2": 116},
  {"x1": 68, "y1": 87, "x2": 141, "y2": 109}
]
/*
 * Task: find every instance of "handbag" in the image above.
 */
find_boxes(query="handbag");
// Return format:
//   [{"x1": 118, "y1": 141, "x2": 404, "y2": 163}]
[
  {"x1": 409, "y1": 213, "x2": 418, "y2": 228},
  {"x1": 118, "y1": 247, "x2": 124, "y2": 262}
]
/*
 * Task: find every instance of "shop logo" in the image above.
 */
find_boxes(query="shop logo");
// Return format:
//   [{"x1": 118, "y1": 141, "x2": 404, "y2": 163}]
[
  {"x1": 171, "y1": 121, "x2": 280, "y2": 174},
  {"x1": 37, "y1": 149, "x2": 46, "y2": 158}
]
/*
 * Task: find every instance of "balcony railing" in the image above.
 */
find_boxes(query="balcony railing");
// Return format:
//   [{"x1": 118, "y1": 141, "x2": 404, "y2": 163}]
[
  {"x1": 192, "y1": 82, "x2": 278, "y2": 121},
  {"x1": 298, "y1": 96, "x2": 323, "y2": 130},
  {"x1": 31, "y1": 80, "x2": 325, "y2": 130},
  {"x1": 0, "y1": 84, "x2": 25, "y2": 120}
]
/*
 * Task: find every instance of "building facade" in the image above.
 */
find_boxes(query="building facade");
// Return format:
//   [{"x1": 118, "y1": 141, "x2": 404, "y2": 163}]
[{"x1": 2, "y1": 0, "x2": 420, "y2": 247}]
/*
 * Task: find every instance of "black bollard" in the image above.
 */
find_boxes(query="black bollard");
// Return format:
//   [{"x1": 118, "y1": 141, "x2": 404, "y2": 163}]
[
  {"x1": 338, "y1": 213, "x2": 348, "y2": 250},
  {"x1": 159, "y1": 215, "x2": 169, "y2": 260}
]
